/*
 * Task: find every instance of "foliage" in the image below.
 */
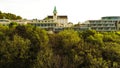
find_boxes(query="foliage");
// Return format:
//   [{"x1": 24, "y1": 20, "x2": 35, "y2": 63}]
[
  {"x1": 9, "y1": 22, "x2": 18, "y2": 28},
  {"x1": 0, "y1": 25, "x2": 120, "y2": 68},
  {"x1": 0, "y1": 11, "x2": 22, "y2": 20}
]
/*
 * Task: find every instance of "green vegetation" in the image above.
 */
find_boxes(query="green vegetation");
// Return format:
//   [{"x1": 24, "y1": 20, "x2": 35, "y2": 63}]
[
  {"x1": 0, "y1": 24, "x2": 120, "y2": 68},
  {"x1": 0, "y1": 11, "x2": 22, "y2": 20}
]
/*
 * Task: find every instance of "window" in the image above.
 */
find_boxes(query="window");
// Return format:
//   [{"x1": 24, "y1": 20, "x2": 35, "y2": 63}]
[{"x1": 41, "y1": 24, "x2": 43, "y2": 26}]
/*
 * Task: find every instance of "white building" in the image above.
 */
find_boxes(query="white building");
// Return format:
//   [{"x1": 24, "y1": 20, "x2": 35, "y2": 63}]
[
  {"x1": 84, "y1": 16, "x2": 120, "y2": 31},
  {"x1": 28, "y1": 6, "x2": 69, "y2": 28},
  {"x1": 0, "y1": 19, "x2": 11, "y2": 26},
  {"x1": 12, "y1": 20, "x2": 28, "y2": 25}
]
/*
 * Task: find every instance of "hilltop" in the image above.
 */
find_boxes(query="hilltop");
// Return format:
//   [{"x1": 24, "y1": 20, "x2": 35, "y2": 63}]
[{"x1": 0, "y1": 11, "x2": 22, "y2": 20}]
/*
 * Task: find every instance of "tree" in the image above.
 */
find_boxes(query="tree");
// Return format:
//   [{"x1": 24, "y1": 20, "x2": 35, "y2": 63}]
[
  {"x1": 0, "y1": 35, "x2": 31, "y2": 68},
  {"x1": 0, "y1": 11, "x2": 22, "y2": 20},
  {"x1": 86, "y1": 33, "x2": 103, "y2": 45},
  {"x1": 50, "y1": 30, "x2": 81, "y2": 68},
  {"x1": 0, "y1": 11, "x2": 2, "y2": 14},
  {"x1": 82, "y1": 30, "x2": 96, "y2": 40},
  {"x1": 16, "y1": 16, "x2": 22, "y2": 19},
  {"x1": 9, "y1": 22, "x2": 18, "y2": 28}
]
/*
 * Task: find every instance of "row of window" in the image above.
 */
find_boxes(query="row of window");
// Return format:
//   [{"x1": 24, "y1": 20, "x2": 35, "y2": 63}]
[
  {"x1": 89, "y1": 20, "x2": 120, "y2": 23},
  {"x1": 92, "y1": 27, "x2": 116, "y2": 30},
  {"x1": 31, "y1": 23, "x2": 57, "y2": 27},
  {"x1": 0, "y1": 20, "x2": 9, "y2": 22},
  {"x1": 32, "y1": 20, "x2": 53, "y2": 23},
  {"x1": 90, "y1": 22, "x2": 116, "y2": 24},
  {"x1": 91, "y1": 24, "x2": 115, "y2": 26}
]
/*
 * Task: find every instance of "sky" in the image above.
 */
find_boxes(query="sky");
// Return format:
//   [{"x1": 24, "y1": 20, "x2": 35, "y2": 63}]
[{"x1": 0, "y1": 0, "x2": 120, "y2": 23}]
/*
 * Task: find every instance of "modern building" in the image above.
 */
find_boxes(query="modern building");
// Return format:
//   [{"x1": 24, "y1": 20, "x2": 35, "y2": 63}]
[{"x1": 84, "y1": 16, "x2": 120, "y2": 31}]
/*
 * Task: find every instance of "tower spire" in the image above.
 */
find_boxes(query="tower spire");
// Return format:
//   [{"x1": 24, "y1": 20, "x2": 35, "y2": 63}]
[
  {"x1": 53, "y1": 6, "x2": 57, "y2": 23},
  {"x1": 53, "y1": 6, "x2": 57, "y2": 14}
]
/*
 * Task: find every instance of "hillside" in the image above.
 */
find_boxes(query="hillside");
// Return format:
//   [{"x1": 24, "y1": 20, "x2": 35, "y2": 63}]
[{"x1": 0, "y1": 11, "x2": 22, "y2": 20}]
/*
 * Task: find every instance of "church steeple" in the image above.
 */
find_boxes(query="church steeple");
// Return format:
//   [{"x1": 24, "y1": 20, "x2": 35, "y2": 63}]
[
  {"x1": 53, "y1": 6, "x2": 57, "y2": 14},
  {"x1": 53, "y1": 6, "x2": 57, "y2": 23}
]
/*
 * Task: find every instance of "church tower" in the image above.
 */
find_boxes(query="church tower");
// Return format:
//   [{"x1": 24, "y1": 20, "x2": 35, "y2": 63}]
[{"x1": 53, "y1": 6, "x2": 57, "y2": 23}]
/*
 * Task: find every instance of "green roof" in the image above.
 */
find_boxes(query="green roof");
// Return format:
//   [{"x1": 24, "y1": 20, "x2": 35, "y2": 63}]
[{"x1": 53, "y1": 6, "x2": 57, "y2": 14}]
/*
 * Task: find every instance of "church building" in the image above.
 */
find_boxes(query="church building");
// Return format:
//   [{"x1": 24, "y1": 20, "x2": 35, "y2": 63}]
[{"x1": 28, "y1": 6, "x2": 68, "y2": 28}]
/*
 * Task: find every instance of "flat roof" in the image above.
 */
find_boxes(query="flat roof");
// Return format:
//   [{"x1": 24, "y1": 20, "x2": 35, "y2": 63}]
[{"x1": 102, "y1": 16, "x2": 120, "y2": 20}]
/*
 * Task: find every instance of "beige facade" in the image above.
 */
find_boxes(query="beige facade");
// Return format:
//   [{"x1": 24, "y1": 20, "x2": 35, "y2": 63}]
[
  {"x1": 28, "y1": 19, "x2": 57, "y2": 28},
  {"x1": 12, "y1": 20, "x2": 28, "y2": 25},
  {"x1": 28, "y1": 6, "x2": 69, "y2": 28},
  {"x1": 0, "y1": 19, "x2": 29, "y2": 26},
  {"x1": 0, "y1": 19, "x2": 11, "y2": 26},
  {"x1": 46, "y1": 15, "x2": 68, "y2": 27}
]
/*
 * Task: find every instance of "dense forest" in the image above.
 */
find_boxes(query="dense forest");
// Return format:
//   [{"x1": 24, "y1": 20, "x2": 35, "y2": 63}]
[
  {"x1": 0, "y1": 23, "x2": 120, "y2": 68},
  {"x1": 0, "y1": 11, "x2": 22, "y2": 20}
]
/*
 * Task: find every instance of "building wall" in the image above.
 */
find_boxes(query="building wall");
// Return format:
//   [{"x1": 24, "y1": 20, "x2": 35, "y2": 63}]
[
  {"x1": 31, "y1": 19, "x2": 54, "y2": 23},
  {"x1": 28, "y1": 19, "x2": 57, "y2": 28},
  {"x1": 89, "y1": 20, "x2": 117, "y2": 31},
  {"x1": 29, "y1": 23, "x2": 57, "y2": 28},
  {"x1": 12, "y1": 20, "x2": 28, "y2": 25},
  {"x1": 79, "y1": 16, "x2": 120, "y2": 31},
  {"x1": 0, "y1": 19, "x2": 10, "y2": 26},
  {"x1": 57, "y1": 19, "x2": 68, "y2": 24},
  {"x1": 116, "y1": 21, "x2": 120, "y2": 30}
]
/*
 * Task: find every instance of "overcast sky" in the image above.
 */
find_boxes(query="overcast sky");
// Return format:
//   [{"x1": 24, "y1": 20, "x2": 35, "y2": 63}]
[{"x1": 0, "y1": 0, "x2": 120, "y2": 23}]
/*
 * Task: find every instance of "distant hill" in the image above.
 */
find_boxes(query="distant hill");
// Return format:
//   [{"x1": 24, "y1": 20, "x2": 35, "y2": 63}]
[{"x1": 0, "y1": 11, "x2": 22, "y2": 20}]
